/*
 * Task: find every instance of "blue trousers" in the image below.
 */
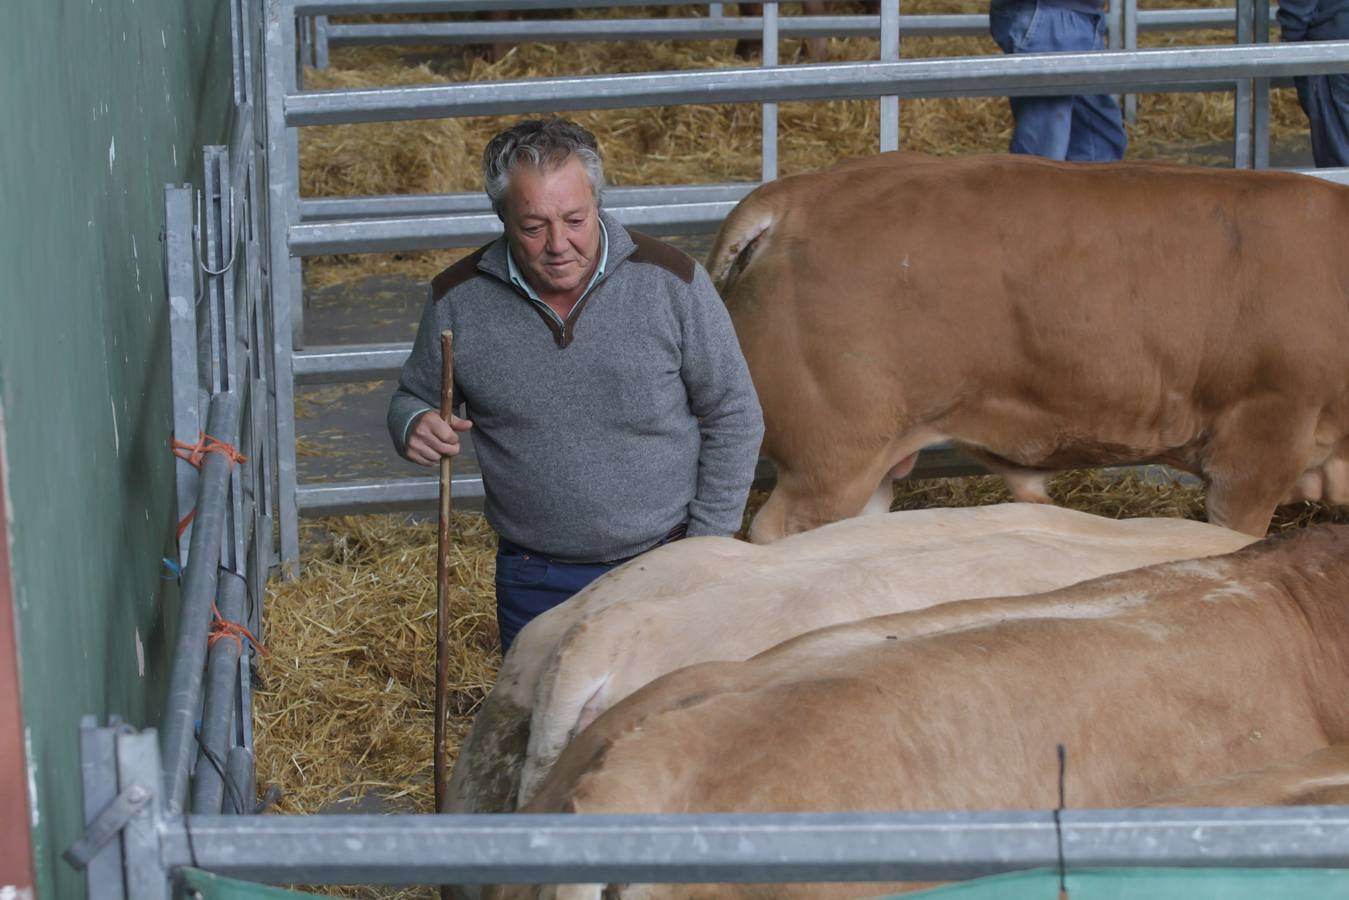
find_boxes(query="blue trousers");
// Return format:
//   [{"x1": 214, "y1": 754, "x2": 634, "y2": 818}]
[
  {"x1": 989, "y1": 0, "x2": 1127, "y2": 161},
  {"x1": 494, "y1": 540, "x2": 615, "y2": 654},
  {"x1": 1295, "y1": 72, "x2": 1349, "y2": 168},
  {"x1": 494, "y1": 525, "x2": 687, "y2": 654}
]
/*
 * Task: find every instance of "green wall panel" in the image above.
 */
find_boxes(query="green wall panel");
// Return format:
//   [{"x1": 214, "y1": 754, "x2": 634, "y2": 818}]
[{"x1": 0, "y1": 1, "x2": 234, "y2": 896}]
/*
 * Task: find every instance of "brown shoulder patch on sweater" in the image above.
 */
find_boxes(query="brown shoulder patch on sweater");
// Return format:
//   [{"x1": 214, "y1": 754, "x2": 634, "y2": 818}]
[
  {"x1": 628, "y1": 231, "x2": 696, "y2": 285},
  {"x1": 431, "y1": 246, "x2": 489, "y2": 301}
]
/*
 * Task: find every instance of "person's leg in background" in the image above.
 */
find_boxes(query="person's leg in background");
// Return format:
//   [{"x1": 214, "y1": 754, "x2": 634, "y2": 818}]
[
  {"x1": 992, "y1": 0, "x2": 1081, "y2": 159},
  {"x1": 1296, "y1": 73, "x2": 1349, "y2": 167},
  {"x1": 1066, "y1": 11, "x2": 1127, "y2": 161}
]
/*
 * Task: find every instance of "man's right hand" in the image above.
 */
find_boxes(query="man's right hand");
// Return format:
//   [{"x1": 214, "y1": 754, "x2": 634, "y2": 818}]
[{"x1": 406, "y1": 410, "x2": 474, "y2": 466}]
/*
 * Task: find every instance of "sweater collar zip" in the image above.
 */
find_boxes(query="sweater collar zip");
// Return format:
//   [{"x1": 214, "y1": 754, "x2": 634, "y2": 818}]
[{"x1": 484, "y1": 213, "x2": 632, "y2": 349}]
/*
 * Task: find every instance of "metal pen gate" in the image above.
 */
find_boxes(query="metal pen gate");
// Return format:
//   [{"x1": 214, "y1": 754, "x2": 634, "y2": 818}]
[{"x1": 61, "y1": 0, "x2": 1349, "y2": 894}]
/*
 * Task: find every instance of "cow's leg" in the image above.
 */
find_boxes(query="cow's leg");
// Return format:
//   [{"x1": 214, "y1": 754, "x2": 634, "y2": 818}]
[
  {"x1": 802, "y1": 1, "x2": 828, "y2": 60},
  {"x1": 957, "y1": 444, "x2": 1055, "y2": 504},
  {"x1": 1203, "y1": 404, "x2": 1317, "y2": 536},
  {"x1": 734, "y1": 3, "x2": 763, "y2": 58}
]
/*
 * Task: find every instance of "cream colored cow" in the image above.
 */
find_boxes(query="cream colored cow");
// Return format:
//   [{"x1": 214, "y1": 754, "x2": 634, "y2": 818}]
[{"x1": 445, "y1": 504, "x2": 1255, "y2": 852}]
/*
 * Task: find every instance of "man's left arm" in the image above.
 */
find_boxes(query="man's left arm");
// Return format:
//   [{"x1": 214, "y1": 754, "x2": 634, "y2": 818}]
[{"x1": 679, "y1": 266, "x2": 766, "y2": 537}]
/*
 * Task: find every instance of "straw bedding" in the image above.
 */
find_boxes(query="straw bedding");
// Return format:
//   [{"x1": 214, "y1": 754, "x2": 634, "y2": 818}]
[{"x1": 263, "y1": 8, "x2": 1327, "y2": 894}]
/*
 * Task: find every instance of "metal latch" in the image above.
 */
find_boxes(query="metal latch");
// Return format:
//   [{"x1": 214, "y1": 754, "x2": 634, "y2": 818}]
[{"x1": 62, "y1": 782, "x2": 154, "y2": 870}]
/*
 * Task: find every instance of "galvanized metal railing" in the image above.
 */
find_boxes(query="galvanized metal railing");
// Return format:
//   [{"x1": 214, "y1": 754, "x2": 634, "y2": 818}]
[{"x1": 266, "y1": 0, "x2": 1349, "y2": 573}]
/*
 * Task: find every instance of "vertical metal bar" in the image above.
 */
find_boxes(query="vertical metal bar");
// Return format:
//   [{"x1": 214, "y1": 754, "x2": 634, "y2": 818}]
[
  {"x1": 166, "y1": 186, "x2": 201, "y2": 567},
  {"x1": 709, "y1": 2, "x2": 723, "y2": 17},
  {"x1": 1123, "y1": 0, "x2": 1138, "y2": 123},
  {"x1": 1108, "y1": 0, "x2": 1122, "y2": 50},
  {"x1": 761, "y1": 0, "x2": 778, "y2": 182},
  {"x1": 1234, "y1": 0, "x2": 1255, "y2": 167},
  {"x1": 192, "y1": 573, "x2": 248, "y2": 815},
  {"x1": 117, "y1": 730, "x2": 169, "y2": 900},
  {"x1": 201, "y1": 157, "x2": 226, "y2": 398},
  {"x1": 879, "y1": 0, "x2": 900, "y2": 152},
  {"x1": 225, "y1": 748, "x2": 257, "y2": 814},
  {"x1": 266, "y1": 0, "x2": 302, "y2": 576},
  {"x1": 1253, "y1": 0, "x2": 1271, "y2": 167},
  {"x1": 80, "y1": 717, "x2": 128, "y2": 900},
  {"x1": 239, "y1": 0, "x2": 254, "y2": 108},
  {"x1": 160, "y1": 392, "x2": 242, "y2": 814},
  {"x1": 230, "y1": 0, "x2": 245, "y2": 106},
  {"x1": 299, "y1": 14, "x2": 314, "y2": 71},
  {"x1": 315, "y1": 14, "x2": 330, "y2": 69}
]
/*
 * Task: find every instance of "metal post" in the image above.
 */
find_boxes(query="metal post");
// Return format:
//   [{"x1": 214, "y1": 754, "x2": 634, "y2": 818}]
[
  {"x1": 79, "y1": 717, "x2": 128, "y2": 900},
  {"x1": 203, "y1": 146, "x2": 247, "y2": 578},
  {"x1": 1108, "y1": 0, "x2": 1122, "y2": 50},
  {"x1": 880, "y1": 0, "x2": 900, "y2": 151},
  {"x1": 191, "y1": 571, "x2": 249, "y2": 815},
  {"x1": 118, "y1": 730, "x2": 170, "y2": 900},
  {"x1": 1253, "y1": 0, "x2": 1271, "y2": 167},
  {"x1": 1124, "y1": 0, "x2": 1138, "y2": 123},
  {"x1": 315, "y1": 15, "x2": 330, "y2": 69},
  {"x1": 265, "y1": 0, "x2": 302, "y2": 575},
  {"x1": 160, "y1": 392, "x2": 242, "y2": 814},
  {"x1": 761, "y1": 1, "x2": 778, "y2": 182},
  {"x1": 165, "y1": 186, "x2": 201, "y2": 566},
  {"x1": 225, "y1": 748, "x2": 257, "y2": 814},
  {"x1": 1235, "y1": 0, "x2": 1255, "y2": 166}
]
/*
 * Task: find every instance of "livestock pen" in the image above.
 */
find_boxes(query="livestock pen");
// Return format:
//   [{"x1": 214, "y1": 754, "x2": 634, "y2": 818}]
[{"x1": 11, "y1": 0, "x2": 1349, "y2": 897}]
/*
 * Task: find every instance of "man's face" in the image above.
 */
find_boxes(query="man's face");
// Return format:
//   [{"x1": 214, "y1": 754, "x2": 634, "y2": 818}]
[{"x1": 502, "y1": 156, "x2": 602, "y2": 301}]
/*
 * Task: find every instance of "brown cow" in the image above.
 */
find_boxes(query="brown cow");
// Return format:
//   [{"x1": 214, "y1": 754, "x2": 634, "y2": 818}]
[
  {"x1": 707, "y1": 152, "x2": 1349, "y2": 542},
  {"x1": 1148, "y1": 743, "x2": 1349, "y2": 808},
  {"x1": 489, "y1": 525, "x2": 1349, "y2": 899},
  {"x1": 446, "y1": 505, "x2": 1253, "y2": 832}
]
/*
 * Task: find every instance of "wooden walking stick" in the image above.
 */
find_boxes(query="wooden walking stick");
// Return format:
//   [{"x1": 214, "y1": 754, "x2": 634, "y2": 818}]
[{"x1": 435, "y1": 330, "x2": 455, "y2": 824}]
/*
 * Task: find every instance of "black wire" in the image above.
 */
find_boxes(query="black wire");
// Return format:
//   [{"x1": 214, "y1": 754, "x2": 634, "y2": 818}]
[
  {"x1": 1055, "y1": 743, "x2": 1068, "y2": 898},
  {"x1": 193, "y1": 727, "x2": 249, "y2": 816},
  {"x1": 183, "y1": 809, "x2": 201, "y2": 870}
]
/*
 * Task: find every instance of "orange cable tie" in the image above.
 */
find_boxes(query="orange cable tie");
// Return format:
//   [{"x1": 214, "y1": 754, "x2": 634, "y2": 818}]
[{"x1": 208, "y1": 601, "x2": 269, "y2": 658}]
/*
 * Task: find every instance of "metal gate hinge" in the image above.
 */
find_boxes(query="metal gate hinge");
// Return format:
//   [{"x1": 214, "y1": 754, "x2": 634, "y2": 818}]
[{"x1": 62, "y1": 782, "x2": 154, "y2": 870}]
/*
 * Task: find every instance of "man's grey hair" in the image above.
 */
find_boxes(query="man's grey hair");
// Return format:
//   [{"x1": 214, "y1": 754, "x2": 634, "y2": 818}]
[{"x1": 483, "y1": 118, "x2": 606, "y2": 220}]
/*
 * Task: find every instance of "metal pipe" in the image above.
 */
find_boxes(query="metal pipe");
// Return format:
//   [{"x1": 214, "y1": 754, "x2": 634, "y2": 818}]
[
  {"x1": 165, "y1": 807, "x2": 1349, "y2": 885},
  {"x1": 266, "y1": 0, "x2": 303, "y2": 575},
  {"x1": 879, "y1": 0, "x2": 900, "y2": 152},
  {"x1": 225, "y1": 748, "x2": 257, "y2": 815},
  {"x1": 283, "y1": 43, "x2": 1349, "y2": 126},
  {"x1": 761, "y1": 2, "x2": 777, "y2": 183},
  {"x1": 297, "y1": 475, "x2": 485, "y2": 516},
  {"x1": 287, "y1": 200, "x2": 741, "y2": 256},
  {"x1": 160, "y1": 392, "x2": 242, "y2": 815},
  {"x1": 191, "y1": 571, "x2": 249, "y2": 815},
  {"x1": 298, "y1": 182, "x2": 756, "y2": 221},
  {"x1": 293, "y1": 343, "x2": 410, "y2": 383},
  {"x1": 317, "y1": 9, "x2": 1274, "y2": 47}
]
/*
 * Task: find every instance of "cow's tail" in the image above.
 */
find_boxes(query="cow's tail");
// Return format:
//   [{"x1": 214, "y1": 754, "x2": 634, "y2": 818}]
[{"x1": 705, "y1": 193, "x2": 777, "y2": 296}]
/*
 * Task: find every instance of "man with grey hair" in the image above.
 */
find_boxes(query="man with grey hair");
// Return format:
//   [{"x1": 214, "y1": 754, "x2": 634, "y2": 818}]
[{"x1": 388, "y1": 118, "x2": 764, "y2": 654}]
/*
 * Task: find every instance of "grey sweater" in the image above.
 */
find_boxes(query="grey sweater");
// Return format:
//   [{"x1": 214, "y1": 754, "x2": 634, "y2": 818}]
[{"x1": 387, "y1": 213, "x2": 764, "y2": 563}]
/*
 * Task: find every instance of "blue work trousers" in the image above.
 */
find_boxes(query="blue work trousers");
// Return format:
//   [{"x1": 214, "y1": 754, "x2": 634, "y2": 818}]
[
  {"x1": 1295, "y1": 72, "x2": 1349, "y2": 168},
  {"x1": 990, "y1": 0, "x2": 1127, "y2": 161},
  {"x1": 494, "y1": 525, "x2": 687, "y2": 654}
]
